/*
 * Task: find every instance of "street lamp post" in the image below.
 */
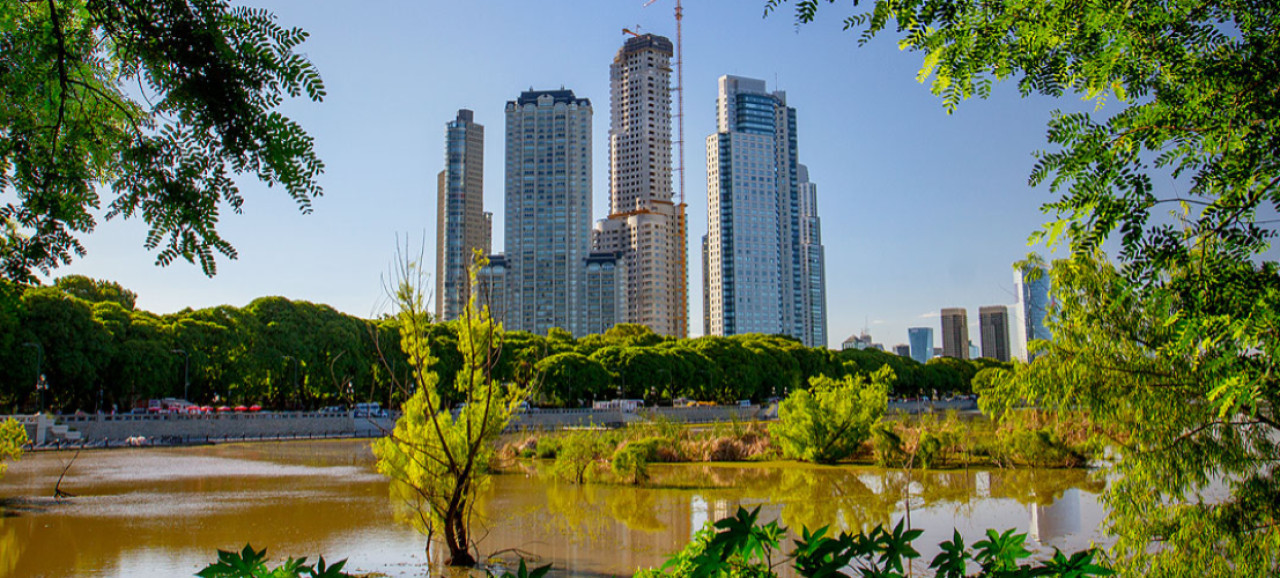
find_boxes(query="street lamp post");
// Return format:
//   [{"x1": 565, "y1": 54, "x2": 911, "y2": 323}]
[
  {"x1": 22, "y1": 342, "x2": 45, "y2": 413},
  {"x1": 171, "y1": 349, "x2": 190, "y2": 401}
]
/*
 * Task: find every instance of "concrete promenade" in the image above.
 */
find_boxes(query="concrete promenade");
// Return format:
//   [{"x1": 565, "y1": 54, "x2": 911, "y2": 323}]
[{"x1": 8, "y1": 398, "x2": 977, "y2": 449}]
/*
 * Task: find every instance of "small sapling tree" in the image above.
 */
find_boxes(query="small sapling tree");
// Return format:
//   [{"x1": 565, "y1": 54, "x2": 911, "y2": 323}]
[{"x1": 373, "y1": 253, "x2": 524, "y2": 567}]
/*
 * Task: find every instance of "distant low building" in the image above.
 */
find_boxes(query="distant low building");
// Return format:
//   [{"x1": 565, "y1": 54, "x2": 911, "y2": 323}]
[
  {"x1": 893, "y1": 344, "x2": 910, "y2": 357},
  {"x1": 841, "y1": 332, "x2": 873, "y2": 351}
]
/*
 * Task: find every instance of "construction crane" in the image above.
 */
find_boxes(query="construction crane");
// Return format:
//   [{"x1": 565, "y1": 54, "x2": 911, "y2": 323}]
[
  {"x1": 642, "y1": 0, "x2": 689, "y2": 338},
  {"x1": 643, "y1": 0, "x2": 685, "y2": 208}
]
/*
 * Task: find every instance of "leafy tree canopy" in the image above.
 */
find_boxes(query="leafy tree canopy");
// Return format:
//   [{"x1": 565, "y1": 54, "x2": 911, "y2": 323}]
[
  {"x1": 766, "y1": 0, "x2": 1280, "y2": 574},
  {"x1": 0, "y1": 0, "x2": 325, "y2": 281}
]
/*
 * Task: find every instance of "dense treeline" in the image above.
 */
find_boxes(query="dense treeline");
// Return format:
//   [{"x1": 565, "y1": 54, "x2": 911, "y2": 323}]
[{"x1": 2, "y1": 276, "x2": 1005, "y2": 413}]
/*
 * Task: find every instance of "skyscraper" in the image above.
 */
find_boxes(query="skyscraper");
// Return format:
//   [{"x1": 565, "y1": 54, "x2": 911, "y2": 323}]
[
  {"x1": 941, "y1": 308, "x2": 970, "y2": 359},
  {"x1": 595, "y1": 33, "x2": 687, "y2": 338},
  {"x1": 435, "y1": 109, "x2": 486, "y2": 322},
  {"x1": 1014, "y1": 263, "x2": 1052, "y2": 361},
  {"x1": 908, "y1": 327, "x2": 934, "y2": 364},
  {"x1": 503, "y1": 89, "x2": 595, "y2": 335},
  {"x1": 798, "y1": 164, "x2": 828, "y2": 348},
  {"x1": 979, "y1": 305, "x2": 1011, "y2": 362},
  {"x1": 704, "y1": 75, "x2": 823, "y2": 345}
]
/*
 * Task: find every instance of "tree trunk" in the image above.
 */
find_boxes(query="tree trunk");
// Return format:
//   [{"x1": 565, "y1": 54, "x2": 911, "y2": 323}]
[{"x1": 442, "y1": 501, "x2": 475, "y2": 566}]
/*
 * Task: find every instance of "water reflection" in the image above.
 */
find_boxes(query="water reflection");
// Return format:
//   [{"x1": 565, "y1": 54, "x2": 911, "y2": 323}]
[{"x1": 0, "y1": 441, "x2": 1108, "y2": 577}]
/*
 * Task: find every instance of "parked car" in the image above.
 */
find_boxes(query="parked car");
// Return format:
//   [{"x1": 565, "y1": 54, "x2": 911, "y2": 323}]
[{"x1": 354, "y1": 402, "x2": 387, "y2": 418}]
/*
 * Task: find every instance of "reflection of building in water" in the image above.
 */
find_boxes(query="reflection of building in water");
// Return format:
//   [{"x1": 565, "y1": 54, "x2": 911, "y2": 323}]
[
  {"x1": 1030, "y1": 488, "x2": 1081, "y2": 544},
  {"x1": 974, "y1": 470, "x2": 991, "y2": 499}
]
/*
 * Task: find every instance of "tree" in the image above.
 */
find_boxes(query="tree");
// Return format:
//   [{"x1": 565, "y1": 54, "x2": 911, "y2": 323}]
[
  {"x1": 0, "y1": 0, "x2": 324, "y2": 281},
  {"x1": 770, "y1": 366, "x2": 891, "y2": 465},
  {"x1": 553, "y1": 428, "x2": 607, "y2": 484},
  {"x1": 534, "y1": 352, "x2": 610, "y2": 408},
  {"x1": 770, "y1": 0, "x2": 1280, "y2": 573},
  {"x1": 983, "y1": 255, "x2": 1280, "y2": 575},
  {"x1": 372, "y1": 255, "x2": 523, "y2": 567},
  {"x1": 0, "y1": 418, "x2": 28, "y2": 478}
]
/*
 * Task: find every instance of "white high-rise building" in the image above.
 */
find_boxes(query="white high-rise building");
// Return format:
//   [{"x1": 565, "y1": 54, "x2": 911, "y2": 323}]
[
  {"x1": 704, "y1": 75, "x2": 825, "y2": 346},
  {"x1": 594, "y1": 33, "x2": 688, "y2": 338},
  {"x1": 503, "y1": 89, "x2": 595, "y2": 336}
]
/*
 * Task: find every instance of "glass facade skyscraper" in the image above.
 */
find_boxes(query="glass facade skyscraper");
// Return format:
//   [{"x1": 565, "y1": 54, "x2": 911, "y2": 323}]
[
  {"x1": 908, "y1": 327, "x2": 934, "y2": 364},
  {"x1": 705, "y1": 75, "x2": 825, "y2": 346},
  {"x1": 1014, "y1": 263, "x2": 1052, "y2": 360},
  {"x1": 435, "y1": 109, "x2": 486, "y2": 322}
]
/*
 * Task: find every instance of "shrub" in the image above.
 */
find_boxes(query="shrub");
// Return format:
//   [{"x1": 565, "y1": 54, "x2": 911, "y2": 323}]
[
  {"x1": 611, "y1": 442, "x2": 652, "y2": 484},
  {"x1": 534, "y1": 437, "x2": 561, "y2": 460},
  {"x1": 553, "y1": 430, "x2": 606, "y2": 484},
  {"x1": 872, "y1": 423, "x2": 907, "y2": 467},
  {"x1": 769, "y1": 367, "x2": 891, "y2": 464}
]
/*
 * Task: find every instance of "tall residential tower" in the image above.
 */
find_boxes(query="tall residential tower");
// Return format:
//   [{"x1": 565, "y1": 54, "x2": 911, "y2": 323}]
[
  {"x1": 979, "y1": 305, "x2": 1011, "y2": 362},
  {"x1": 941, "y1": 308, "x2": 970, "y2": 359},
  {"x1": 435, "y1": 109, "x2": 486, "y2": 321},
  {"x1": 595, "y1": 33, "x2": 688, "y2": 338},
  {"x1": 503, "y1": 90, "x2": 596, "y2": 336}
]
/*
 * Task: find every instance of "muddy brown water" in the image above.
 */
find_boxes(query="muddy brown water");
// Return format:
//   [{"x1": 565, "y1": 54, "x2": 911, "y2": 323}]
[{"x1": 0, "y1": 440, "x2": 1108, "y2": 577}]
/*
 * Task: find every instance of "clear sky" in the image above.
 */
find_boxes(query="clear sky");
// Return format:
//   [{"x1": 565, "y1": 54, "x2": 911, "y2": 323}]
[{"x1": 50, "y1": 0, "x2": 1085, "y2": 349}]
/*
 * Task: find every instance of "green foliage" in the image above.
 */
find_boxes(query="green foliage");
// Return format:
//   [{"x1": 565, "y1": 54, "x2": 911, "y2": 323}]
[
  {"x1": 770, "y1": 367, "x2": 890, "y2": 464},
  {"x1": 533, "y1": 436, "x2": 561, "y2": 460},
  {"x1": 534, "y1": 351, "x2": 610, "y2": 407},
  {"x1": 645, "y1": 505, "x2": 1111, "y2": 578},
  {"x1": 993, "y1": 428, "x2": 1086, "y2": 469},
  {"x1": 553, "y1": 429, "x2": 606, "y2": 484},
  {"x1": 0, "y1": 276, "x2": 394, "y2": 412},
  {"x1": 611, "y1": 441, "x2": 653, "y2": 485},
  {"x1": 54, "y1": 276, "x2": 137, "y2": 309},
  {"x1": 372, "y1": 254, "x2": 520, "y2": 567},
  {"x1": 0, "y1": 418, "x2": 28, "y2": 478},
  {"x1": 635, "y1": 525, "x2": 772, "y2": 578},
  {"x1": 770, "y1": 0, "x2": 1280, "y2": 574},
  {"x1": 0, "y1": 0, "x2": 324, "y2": 281},
  {"x1": 195, "y1": 544, "x2": 349, "y2": 578},
  {"x1": 870, "y1": 423, "x2": 906, "y2": 468},
  {"x1": 981, "y1": 257, "x2": 1280, "y2": 573}
]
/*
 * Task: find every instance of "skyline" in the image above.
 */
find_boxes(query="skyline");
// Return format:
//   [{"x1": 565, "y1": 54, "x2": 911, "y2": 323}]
[{"x1": 43, "y1": 0, "x2": 1078, "y2": 349}]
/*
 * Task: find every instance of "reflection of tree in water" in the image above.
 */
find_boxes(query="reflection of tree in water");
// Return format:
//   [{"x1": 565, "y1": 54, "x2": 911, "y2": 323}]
[
  {"x1": 647, "y1": 464, "x2": 757, "y2": 489},
  {"x1": 989, "y1": 469, "x2": 1104, "y2": 506},
  {"x1": 539, "y1": 482, "x2": 612, "y2": 543},
  {"x1": 607, "y1": 488, "x2": 666, "y2": 532},
  {"x1": 914, "y1": 470, "x2": 980, "y2": 514},
  {"x1": 0, "y1": 516, "x2": 20, "y2": 578}
]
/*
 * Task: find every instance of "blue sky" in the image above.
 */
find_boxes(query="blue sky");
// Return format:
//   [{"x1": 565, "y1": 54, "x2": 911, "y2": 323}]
[{"x1": 52, "y1": 0, "x2": 1086, "y2": 349}]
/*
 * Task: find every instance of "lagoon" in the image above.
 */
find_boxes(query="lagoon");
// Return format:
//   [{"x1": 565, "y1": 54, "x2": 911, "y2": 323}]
[{"x1": 0, "y1": 440, "x2": 1108, "y2": 577}]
